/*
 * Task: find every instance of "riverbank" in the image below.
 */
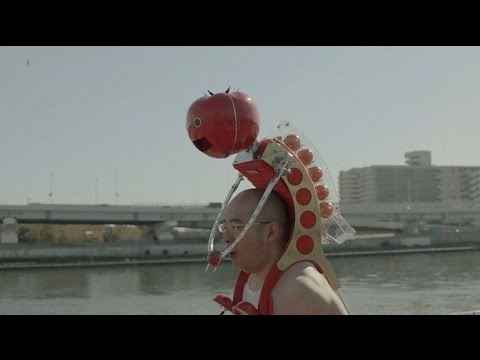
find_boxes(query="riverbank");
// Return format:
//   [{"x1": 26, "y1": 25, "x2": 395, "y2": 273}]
[
  {"x1": 1, "y1": 242, "x2": 478, "y2": 270},
  {"x1": 1, "y1": 229, "x2": 480, "y2": 270}
]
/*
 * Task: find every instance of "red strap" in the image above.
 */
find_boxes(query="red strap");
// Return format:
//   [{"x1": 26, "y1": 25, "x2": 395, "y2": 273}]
[{"x1": 233, "y1": 301, "x2": 261, "y2": 315}]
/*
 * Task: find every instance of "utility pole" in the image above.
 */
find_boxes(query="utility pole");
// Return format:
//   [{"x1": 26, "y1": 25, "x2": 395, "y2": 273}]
[
  {"x1": 49, "y1": 172, "x2": 54, "y2": 203},
  {"x1": 95, "y1": 177, "x2": 99, "y2": 204},
  {"x1": 114, "y1": 168, "x2": 119, "y2": 205}
]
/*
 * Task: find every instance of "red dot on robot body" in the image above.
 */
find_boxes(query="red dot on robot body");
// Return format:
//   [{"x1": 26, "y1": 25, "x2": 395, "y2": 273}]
[
  {"x1": 296, "y1": 235, "x2": 315, "y2": 255},
  {"x1": 300, "y1": 211, "x2": 317, "y2": 229},
  {"x1": 287, "y1": 167, "x2": 303, "y2": 186},
  {"x1": 296, "y1": 188, "x2": 312, "y2": 206}
]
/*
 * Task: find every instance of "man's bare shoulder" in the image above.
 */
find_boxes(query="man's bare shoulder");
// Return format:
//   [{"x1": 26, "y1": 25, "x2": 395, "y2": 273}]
[{"x1": 272, "y1": 261, "x2": 348, "y2": 315}]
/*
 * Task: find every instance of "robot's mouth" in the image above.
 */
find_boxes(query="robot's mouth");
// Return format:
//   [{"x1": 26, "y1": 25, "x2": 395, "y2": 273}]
[{"x1": 193, "y1": 137, "x2": 212, "y2": 152}]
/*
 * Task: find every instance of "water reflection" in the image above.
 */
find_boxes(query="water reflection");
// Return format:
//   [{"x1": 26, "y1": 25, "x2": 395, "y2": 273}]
[
  {"x1": 331, "y1": 251, "x2": 480, "y2": 314},
  {"x1": 0, "y1": 251, "x2": 478, "y2": 314}
]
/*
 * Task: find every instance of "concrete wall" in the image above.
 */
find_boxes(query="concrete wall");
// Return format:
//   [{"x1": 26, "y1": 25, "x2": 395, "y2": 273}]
[
  {"x1": 0, "y1": 242, "x2": 208, "y2": 262},
  {"x1": 323, "y1": 231, "x2": 480, "y2": 253},
  {"x1": 1, "y1": 230, "x2": 479, "y2": 264}
]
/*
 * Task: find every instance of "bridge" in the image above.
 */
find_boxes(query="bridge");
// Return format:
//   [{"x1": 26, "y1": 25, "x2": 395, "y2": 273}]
[
  {"x1": 1, "y1": 201, "x2": 480, "y2": 228},
  {"x1": 0, "y1": 203, "x2": 219, "y2": 225},
  {"x1": 341, "y1": 201, "x2": 480, "y2": 224},
  {"x1": 0, "y1": 203, "x2": 220, "y2": 243}
]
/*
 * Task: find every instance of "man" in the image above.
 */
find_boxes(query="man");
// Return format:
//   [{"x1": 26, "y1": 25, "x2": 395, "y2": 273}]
[{"x1": 220, "y1": 188, "x2": 349, "y2": 315}]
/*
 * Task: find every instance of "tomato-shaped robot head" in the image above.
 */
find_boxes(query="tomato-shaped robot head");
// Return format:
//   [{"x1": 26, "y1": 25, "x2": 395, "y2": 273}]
[{"x1": 186, "y1": 89, "x2": 260, "y2": 158}]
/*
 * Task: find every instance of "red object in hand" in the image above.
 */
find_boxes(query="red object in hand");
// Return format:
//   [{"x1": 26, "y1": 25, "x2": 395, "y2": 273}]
[
  {"x1": 186, "y1": 90, "x2": 260, "y2": 158},
  {"x1": 233, "y1": 301, "x2": 261, "y2": 315},
  {"x1": 213, "y1": 294, "x2": 234, "y2": 313}
]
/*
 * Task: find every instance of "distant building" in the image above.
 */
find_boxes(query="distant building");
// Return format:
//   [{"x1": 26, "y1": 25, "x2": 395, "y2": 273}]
[
  {"x1": 469, "y1": 169, "x2": 480, "y2": 201},
  {"x1": 339, "y1": 151, "x2": 480, "y2": 204},
  {"x1": 405, "y1": 150, "x2": 431, "y2": 167}
]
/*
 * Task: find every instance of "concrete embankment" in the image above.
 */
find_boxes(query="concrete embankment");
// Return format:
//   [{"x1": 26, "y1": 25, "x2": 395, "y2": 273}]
[
  {"x1": 0, "y1": 231, "x2": 479, "y2": 270},
  {"x1": 0, "y1": 241, "x2": 209, "y2": 269},
  {"x1": 323, "y1": 230, "x2": 480, "y2": 253},
  {"x1": 450, "y1": 310, "x2": 480, "y2": 315}
]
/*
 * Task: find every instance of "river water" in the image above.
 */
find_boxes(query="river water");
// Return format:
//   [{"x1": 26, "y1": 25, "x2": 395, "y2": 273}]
[{"x1": 0, "y1": 250, "x2": 478, "y2": 315}]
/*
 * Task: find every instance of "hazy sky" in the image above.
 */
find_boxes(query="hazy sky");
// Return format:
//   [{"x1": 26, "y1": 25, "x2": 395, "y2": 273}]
[{"x1": 1, "y1": 46, "x2": 479, "y2": 205}]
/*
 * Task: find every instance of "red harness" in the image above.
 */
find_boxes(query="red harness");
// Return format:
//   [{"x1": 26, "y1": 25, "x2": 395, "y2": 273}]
[{"x1": 215, "y1": 260, "x2": 324, "y2": 315}]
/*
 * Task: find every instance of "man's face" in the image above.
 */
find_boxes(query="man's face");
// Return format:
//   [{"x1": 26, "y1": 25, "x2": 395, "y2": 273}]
[{"x1": 221, "y1": 195, "x2": 268, "y2": 273}]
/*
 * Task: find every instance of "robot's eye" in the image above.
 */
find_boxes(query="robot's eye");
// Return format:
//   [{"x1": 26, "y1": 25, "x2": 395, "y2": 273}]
[{"x1": 193, "y1": 118, "x2": 201, "y2": 128}]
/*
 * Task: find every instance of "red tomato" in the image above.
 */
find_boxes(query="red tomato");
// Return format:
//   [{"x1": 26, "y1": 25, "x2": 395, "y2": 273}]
[
  {"x1": 298, "y1": 148, "x2": 313, "y2": 166},
  {"x1": 186, "y1": 91, "x2": 260, "y2": 158},
  {"x1": 283, "y1": 134, "x2": 301, "y2": 151},
  {"x1": 320, "y1": 202, "x2": 333, "y2": 218},
  {"x1": 315, "y1": 184, "x2": 329, "y2": 200},
  {"x1": 308, "y1": 166, "x2": 323, "y2": 182}
]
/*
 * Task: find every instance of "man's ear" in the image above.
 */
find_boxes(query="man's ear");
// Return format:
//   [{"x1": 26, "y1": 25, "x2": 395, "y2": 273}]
[{"x1": 265, "y1": 222, "x2": 281, "y2": 243}]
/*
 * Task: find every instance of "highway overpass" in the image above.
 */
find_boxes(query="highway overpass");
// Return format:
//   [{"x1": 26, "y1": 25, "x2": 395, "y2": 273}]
[{"x1": 1, "y1": 201, "x2": 480, "y2": 230}]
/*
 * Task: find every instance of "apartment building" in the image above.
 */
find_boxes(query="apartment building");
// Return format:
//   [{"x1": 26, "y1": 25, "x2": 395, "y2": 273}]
[{"x1": 339, "y1": 151, "x2": 480, "y2": 204}]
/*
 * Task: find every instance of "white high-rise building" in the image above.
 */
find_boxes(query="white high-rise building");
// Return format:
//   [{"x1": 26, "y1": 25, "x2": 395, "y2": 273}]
[{"x1": 339, "y1": 151, "x2": 480, "y2": 204}]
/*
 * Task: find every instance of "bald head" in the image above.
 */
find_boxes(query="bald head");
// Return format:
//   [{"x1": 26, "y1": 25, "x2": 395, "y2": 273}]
[{"x1": 228, "y1": 188, "x2": 290, "y2": 241}]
